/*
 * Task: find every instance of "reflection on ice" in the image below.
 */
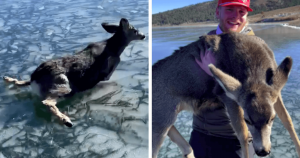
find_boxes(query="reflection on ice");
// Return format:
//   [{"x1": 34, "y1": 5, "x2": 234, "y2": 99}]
[
  {"x1": 0, "y1": 0, "x2": 148, "y2": 157},
  {"x1": 0, "y1": 49, "x2": 7, "y2": 54}
]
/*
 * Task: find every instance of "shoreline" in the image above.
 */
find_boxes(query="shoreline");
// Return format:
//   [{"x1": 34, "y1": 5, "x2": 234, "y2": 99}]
[
  {"x1": 152, "y1": 19, "x2": 300, "y2": 29},
  {"x1": 152, "y1": 21, "x2": 297, "y2": 29}
]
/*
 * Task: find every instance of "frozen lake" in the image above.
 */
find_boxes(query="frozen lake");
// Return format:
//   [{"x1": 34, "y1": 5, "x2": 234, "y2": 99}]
[{"x1": 0, "y1": 0, "x2": 148, "y2": 157}]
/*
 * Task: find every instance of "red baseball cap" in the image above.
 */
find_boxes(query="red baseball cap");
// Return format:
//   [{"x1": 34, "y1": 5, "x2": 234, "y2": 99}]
[{"x1": 218, "y1": 0, "x2": 253, "y2": 12}]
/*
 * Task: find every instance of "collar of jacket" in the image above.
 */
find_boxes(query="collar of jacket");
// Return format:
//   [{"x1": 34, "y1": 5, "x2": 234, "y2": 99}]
[{"x1": 206, "y1": 26, "x2": 255, "y2": 36}]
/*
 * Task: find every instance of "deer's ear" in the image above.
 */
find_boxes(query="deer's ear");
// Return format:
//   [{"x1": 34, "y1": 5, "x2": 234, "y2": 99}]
[
  {"x1": 208, "y1": 64, "x2": 241, "y2": 101},
  {"x1": 273, "y1": 57, "x2": 292, "y2": 90},
  {"x1": 120, "y1": 18, "x2": 129, "y2": 31},
  {"x1": 101, "y1": 23, "x2": 118, "y2": 33}
]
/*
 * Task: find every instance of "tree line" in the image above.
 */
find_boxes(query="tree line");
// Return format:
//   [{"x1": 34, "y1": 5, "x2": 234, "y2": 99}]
[{"x1": 152, "y1": 0, "x2": 300, "y2": 26}]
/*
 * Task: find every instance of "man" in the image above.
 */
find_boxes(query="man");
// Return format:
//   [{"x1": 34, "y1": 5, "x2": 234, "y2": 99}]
[
  {"x1": 208, "y1": 0, "x2": 254, "y2": 35},
  {"x1": 189, "y1": 0, "x2": 256, "y2": 157}
]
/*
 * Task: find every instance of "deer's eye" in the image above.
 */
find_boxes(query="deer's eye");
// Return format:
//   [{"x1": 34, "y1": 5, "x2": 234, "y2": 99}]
[
  {"x1": 244, "y1": 119, "x2": 252, "y2": 125},
  {"x1": 267, "y1": 117, "x2": 275, "y2": 124}
]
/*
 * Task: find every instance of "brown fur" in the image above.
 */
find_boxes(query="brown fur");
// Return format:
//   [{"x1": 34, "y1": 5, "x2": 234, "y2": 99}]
[{"x1": 152, "y1": 32, "x2": 300, "y2": 158}]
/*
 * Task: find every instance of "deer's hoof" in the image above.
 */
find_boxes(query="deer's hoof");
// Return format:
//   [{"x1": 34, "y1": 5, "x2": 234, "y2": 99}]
[
  {"x1": 3, "y1": 76, "x2": 9, "y2": 80},
  {"x1": 64, "y1": 121, "x2": 73, "y2": 127}
]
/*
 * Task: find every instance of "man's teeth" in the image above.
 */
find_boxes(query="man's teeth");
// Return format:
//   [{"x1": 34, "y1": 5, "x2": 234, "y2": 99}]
[{"x1": 229, "y1": 22, "x2": 238, "y2": 25}]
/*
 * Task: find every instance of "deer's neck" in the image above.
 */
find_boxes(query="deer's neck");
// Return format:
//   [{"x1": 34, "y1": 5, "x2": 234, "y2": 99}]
[{"x1": 106, "y1": 34, "x2": 130, "y2": 57}]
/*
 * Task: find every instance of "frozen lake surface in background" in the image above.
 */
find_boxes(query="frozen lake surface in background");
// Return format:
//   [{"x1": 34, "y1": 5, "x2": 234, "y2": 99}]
[
  {"x1": 153, "y1": 24, "x2": 300, "y2": 158},
  {"x1": 0, "y1": 0, "x2": 148, "y2": 157}
]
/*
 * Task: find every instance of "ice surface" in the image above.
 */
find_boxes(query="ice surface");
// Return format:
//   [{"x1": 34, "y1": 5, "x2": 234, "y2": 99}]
[
  {"x1": 0, "y1": 152, "x2": 6, "y2": 158},
  {"x1": 38, "y1": 6, "x2": 45, "y2": 10},
  {"x1": 131, "y1": 10, "x2": 138, "y2": 13},
  {"x1": 0, "y1": 49, "x2": 7, "y2": 54},
  {"x1": 0, "y1": 18, "x2": 4, "y2": 27},
  {"x1": 9, "y1": 65, "x2": 21, "y2": 74}
]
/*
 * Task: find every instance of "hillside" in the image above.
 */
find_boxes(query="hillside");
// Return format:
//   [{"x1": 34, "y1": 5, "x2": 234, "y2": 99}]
[
  {"x1": 152, "y1": 0, "x2": 300, "y2": 26},
  {"x1": 248, "y1": 5, "x2": 300, "y2": 23}
]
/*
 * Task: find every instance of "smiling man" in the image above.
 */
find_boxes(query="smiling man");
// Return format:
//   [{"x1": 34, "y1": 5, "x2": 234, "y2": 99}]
[
  {"x1": 208, "y1": 0, "x2": 254, "y2": 35},
  {"x1": 189, "y1": 0, "x2": 256, "y2": 158}
]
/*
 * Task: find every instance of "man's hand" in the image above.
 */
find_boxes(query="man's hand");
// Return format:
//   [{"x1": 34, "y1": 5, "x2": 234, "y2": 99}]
[{"x1": 195, "y1": 48, "x2": 216, "y2": 77}]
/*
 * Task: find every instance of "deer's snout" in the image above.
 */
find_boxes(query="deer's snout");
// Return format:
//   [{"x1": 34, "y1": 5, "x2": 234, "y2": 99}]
[
  {"x1": 138, "y1": 32, "x2": 145, "y2": 40},
  {"x1": 255, "y1": 147, "x2": 271, "y2": 157}
]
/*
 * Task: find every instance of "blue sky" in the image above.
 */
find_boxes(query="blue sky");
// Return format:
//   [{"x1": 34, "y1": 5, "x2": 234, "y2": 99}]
[{"x1": 152, "y1": 0, "x2": 212, "y2": 14}]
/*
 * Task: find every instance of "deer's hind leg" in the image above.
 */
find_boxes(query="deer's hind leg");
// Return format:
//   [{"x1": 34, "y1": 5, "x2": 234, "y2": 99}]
[
  {"x1": 3, "y1": 76, "x2": 30, "y2": 87},
  {"x1": 168, "y1": 126, "x2": 194, "y2": 158},
  {"x1": 152, "y1": 98, "x2": 194, "y2": 158},
  {"x1": 42, "y1": 74, "x2": 73, "y2": 127}
]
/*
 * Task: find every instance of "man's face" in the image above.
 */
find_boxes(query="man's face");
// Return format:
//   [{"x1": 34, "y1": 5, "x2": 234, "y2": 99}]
[{"x1": 216, "y1": 5, "x2": 248, "y2": 33}]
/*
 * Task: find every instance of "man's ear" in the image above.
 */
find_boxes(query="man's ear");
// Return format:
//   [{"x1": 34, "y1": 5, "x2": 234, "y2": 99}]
[{"x1": 215, "y1": 7, "x2": 221, "y2": 20}]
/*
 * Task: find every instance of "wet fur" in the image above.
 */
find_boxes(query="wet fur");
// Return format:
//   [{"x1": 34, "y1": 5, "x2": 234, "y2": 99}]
[{"x1": 30, "y1": 42, "x2": 111, "y2": 98}]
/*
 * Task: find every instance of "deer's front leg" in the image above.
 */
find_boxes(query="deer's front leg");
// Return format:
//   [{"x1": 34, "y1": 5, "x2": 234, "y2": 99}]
[
  {"x1": 274, "y1": 93, "x2": 300, "y2": 157},
  {"x1": 42, "y1": 98, "x2": 73, "y2": 127},
  {"x1": 220, "y1": 95, "x2": 249, "y2": 158}
]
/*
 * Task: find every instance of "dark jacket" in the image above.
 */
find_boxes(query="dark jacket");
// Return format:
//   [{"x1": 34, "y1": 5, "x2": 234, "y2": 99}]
[{"x1": 192, "y1": 26, "x2": 255, "y2": 139}]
